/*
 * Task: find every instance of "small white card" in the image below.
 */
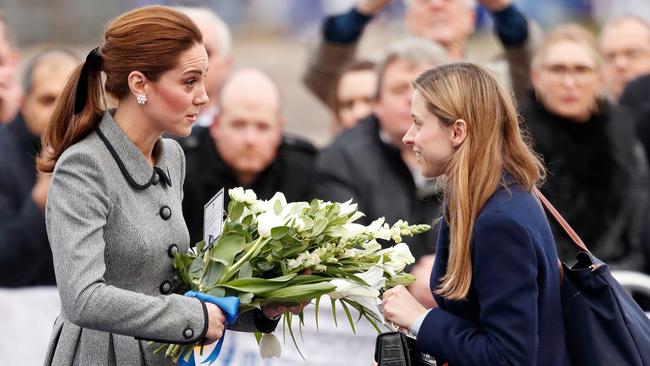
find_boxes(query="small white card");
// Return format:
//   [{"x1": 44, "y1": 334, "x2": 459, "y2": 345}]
[{"x1": 203, "y1": 188, "x2": 224, "y2": 246}]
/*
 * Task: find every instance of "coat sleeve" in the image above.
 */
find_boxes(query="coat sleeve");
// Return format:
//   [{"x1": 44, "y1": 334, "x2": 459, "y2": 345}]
[
  {"x1": 47, "y1": 148, "x2": 208, "y2": 344},
  {"x1": 313, "y1": 145, "x2": 359, "y2": 203},
  {"x1": 416, "y1": 213, "x2": 539, "y2": 365}
]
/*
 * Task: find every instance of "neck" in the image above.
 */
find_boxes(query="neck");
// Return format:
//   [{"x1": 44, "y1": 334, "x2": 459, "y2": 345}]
[
  {"x1": 235, "y1": 171, "x2": 258, "y2": 187},
  {"x1": 114, "y1": 101, "x2": 160, "y2": 166},
  {"x1": 445, "y1": 41, "x2": 465, "y2": 62}
]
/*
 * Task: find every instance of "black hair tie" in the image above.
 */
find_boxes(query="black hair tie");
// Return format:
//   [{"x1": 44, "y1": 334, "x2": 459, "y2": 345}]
[{"x1": 74, "y1": 47, "x2": 102, "y2": 115}]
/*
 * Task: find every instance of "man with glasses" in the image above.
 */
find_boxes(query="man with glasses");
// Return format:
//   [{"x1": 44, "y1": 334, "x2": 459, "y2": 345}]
[{"x1": 599, "y1": 16, "x2": 650, "y2": 101}]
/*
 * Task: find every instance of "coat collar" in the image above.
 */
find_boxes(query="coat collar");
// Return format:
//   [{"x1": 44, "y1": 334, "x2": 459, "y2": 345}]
[{"x1": 97, "y1": 110, "x2": 172, "y2": 190}]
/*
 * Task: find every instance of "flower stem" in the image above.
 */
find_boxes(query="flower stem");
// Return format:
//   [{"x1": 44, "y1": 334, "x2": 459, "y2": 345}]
[{"x1": 220, "y1": 236, "x2": 268, "y2": 283}]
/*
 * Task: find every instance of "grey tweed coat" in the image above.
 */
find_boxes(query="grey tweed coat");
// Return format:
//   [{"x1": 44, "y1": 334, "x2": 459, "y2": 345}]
[{"x1": 44, "y1": 112, "x2": 274, "y2": 365}]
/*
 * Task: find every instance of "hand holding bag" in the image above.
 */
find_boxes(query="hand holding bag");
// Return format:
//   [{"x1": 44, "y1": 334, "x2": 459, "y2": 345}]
[
  {"x1": 374, "y1": 331, "x2": 437, "y2": 366},
  {"x1": 534, "y1": 188, "x2": 650, "y2": 366}
]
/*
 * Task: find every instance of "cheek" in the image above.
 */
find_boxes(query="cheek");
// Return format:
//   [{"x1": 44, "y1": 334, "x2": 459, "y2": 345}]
[{"x1": 156, "y1": 86, "x2": 189, "y2": 113}]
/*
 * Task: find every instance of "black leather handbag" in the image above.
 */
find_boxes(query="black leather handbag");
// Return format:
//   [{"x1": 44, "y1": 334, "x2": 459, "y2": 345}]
[{"x1": 374, "y1": 331, "x2": 437, "y2": 366}]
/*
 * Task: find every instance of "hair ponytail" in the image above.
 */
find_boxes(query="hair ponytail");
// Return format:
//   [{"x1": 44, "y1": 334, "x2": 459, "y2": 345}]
[{"x1": 37, "y1": 48, "x2": 105, "y2": 173}]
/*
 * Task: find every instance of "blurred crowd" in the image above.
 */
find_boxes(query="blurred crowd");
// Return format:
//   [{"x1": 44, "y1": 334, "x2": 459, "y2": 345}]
[{"x1": 2, "y1": 0, "x2": 650, "y2": 364}]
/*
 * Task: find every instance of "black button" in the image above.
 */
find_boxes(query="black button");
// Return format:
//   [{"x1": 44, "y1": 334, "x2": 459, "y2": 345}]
[
  {"x1": 167, "y1": 244, "x2": 179, "y2": 258},
  {"x1": 160, "y1": 206, "x2": 172, "y2": 220},
  {"x1": 159, "y1": 280, "x2": 172, "y2": 294},
  {"x1": 183, "y1": 328, "x2": 194, "y2": 339},
  {"x1": 151, "y1": 172, "x2": 160, "y2": 185}
]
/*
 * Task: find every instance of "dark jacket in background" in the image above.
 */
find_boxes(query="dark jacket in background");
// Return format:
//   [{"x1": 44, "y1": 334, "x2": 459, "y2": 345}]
[
  {"x1": 0, "y1": 113, "x2": 54, "y2": 286},
  {"x1": 422, "y1": 179, "x2": 569, "y2": 365},
  {"x1": 181, "y1": 126, "x2": 317, "y2": 245},
  {"x1": 620, "y1": 73, "x2": 650, "y2": 274},
  {"x1": 620, "y1": 74, "x2": 650, "y2": 170},
  {"x1": 522, "y1": 93, "x2": 649, "y2": 271},
  {"x1": 314, "y1": 115, "x2": 441, "y2": 262}
]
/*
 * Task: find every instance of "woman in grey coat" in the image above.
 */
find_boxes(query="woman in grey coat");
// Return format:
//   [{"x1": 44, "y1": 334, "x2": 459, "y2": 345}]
[{"x1": 37, "y1": 6, "x2": 289, "y2": 365}]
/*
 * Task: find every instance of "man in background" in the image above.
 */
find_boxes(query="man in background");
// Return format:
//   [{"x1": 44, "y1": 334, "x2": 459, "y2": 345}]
[
  {"x1": 0, "y1": 49, "x2": 78, "y2": 286},
  {"x1": 182, "y1": 69, "x2": 316, "y2": 245},
  {"x1": 0, "y1": 12, "x2": 22, "y2": 124}
]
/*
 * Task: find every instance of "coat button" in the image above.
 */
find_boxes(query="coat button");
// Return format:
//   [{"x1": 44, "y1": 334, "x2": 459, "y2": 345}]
[
  {"x1": 167, "y1": 244, "x2": 179, "y2": 258},
  {"x1": 183, "y1": 328, "x2": 194, "y2": 339},
  {"x1": 160, "y1": 206, "x2": 172, "y2": 220},
  {"x1": 151, "y1": 172, "x2": 160, "y2": 185},
  {"x1": 159, "y1": 280, "x2": 172, "y2": 294}
]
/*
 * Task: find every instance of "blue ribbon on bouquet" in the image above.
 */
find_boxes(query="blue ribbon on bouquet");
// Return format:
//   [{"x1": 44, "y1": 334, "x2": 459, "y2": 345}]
[{"x1": 178, "y1": 291, "x2": 240, "y2": 366}]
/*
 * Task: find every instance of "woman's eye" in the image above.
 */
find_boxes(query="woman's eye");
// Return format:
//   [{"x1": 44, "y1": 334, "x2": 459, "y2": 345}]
[{"x1": 185, "y1": 79, "x2": 196, "y2": 86}]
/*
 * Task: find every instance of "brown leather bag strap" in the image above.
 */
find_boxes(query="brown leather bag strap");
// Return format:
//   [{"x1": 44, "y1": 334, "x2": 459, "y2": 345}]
[{"x1": 533, "y1": 187, "x2": 590, "y2": 253}]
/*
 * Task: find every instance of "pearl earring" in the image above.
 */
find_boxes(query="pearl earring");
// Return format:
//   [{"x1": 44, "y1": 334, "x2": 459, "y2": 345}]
[{"x1": 136, "y1": 94, "x2": 147, "y2": 105}]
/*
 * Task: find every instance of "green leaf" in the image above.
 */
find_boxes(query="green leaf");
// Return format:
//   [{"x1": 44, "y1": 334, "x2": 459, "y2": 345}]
[
  {"x1": 286, "y1": 313, "x2": 305, "y2": 360},
  {"x1": 238, "y1": 292, "x2": 254, "y2": 304},
  {"x1": 271, "y1": 226, "x2": 290, "y2": 240},
  {"x1": 195, "y1": 240, "x2": 206, "y2": 255},
  {"x1": 312, "y1": 218, "x2": 328, "y2": 236},
  {"x1": 229, "y1": 201, "x2": 245, "y2": 221},
  {"x1": 314, "y1": 296, "x2": 321, "y2": 332},
  {"x1": 210, "y1": 233, "x2": 246, "y2": 266},
  {"x1": 238, "y1": 261, "x2": 253, "y2": 279},
  {"x1": 218, "y1": 274, "x2": 297, "y2": 294},
  {"x1": 254, "y1": 332, "x2": 262, "y2": 344},
  {"x1": 202, "y1": 261, "x2": 225, "y2": 288},
  {"x1": 263, "y1": 282, "x2": 336, "y2": 300},
  {"x1": 206, "y1": 287, "x2": 225, "y2": 297},
  {"x1": 340, "y1": 301, "x2": 356, "y2": 334},
  {"x1": 331, "y1": 297, "x2": 338, "y2": 328}
]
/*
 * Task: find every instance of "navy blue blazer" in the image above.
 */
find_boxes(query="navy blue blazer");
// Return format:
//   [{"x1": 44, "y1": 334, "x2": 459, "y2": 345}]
[{"x1": 417, "y1": 179, "x2": 570, "y2": 365}]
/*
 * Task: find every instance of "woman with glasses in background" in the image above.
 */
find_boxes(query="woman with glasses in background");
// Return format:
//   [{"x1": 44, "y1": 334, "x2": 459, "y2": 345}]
[{"x1": 524, "y1": 24, "x2": 649, "y2": 273}]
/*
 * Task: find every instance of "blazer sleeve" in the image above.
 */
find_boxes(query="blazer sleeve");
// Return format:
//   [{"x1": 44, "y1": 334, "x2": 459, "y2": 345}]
[
  {"x1": 416, "y1": 213, "x2": 539, "y2": 365},
  {"x1": 47, "y1": 148, "x2": 208, "y2": 345}
]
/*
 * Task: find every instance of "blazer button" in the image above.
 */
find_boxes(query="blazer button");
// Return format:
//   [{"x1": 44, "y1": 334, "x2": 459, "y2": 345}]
[
  {"x1": 159, "y1": 280, "x2": 172, "y2": 294},
  {"x1": 167, "y1": 244, "x2": 179, "y2": 258},
  {"x1": 151, "y1": 172, "x2": 160, "y2": 185},
  {"x1": 160, "y1": 206, "x2": 172, "y2": 220},
  {"x1": 183, "y1": 328, "x2": 194, "y2": 339}
]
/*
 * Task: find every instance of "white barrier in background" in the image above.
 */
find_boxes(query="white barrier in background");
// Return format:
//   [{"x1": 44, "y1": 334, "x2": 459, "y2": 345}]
[{"x1": 0, "y1": 287, "x2": 60, "y2": 366}]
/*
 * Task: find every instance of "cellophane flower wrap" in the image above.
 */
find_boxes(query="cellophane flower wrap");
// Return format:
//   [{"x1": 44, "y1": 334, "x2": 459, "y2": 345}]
[{"x1": 155, "y1": 188, "x2": 430, "y2": 362}]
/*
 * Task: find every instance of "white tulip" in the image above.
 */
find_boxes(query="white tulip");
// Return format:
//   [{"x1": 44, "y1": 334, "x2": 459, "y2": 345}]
[
  {"x1": 268, "y1": 192, "x2": 288, "y2": 212},
  {"x1": 257, "y1": 211, "x2": 283, "y2": 238},
  {"x1": 229, "y1": 187, "x2": 257, "y2": 204},
  {"x1": 259, "y1": 333, "x2": 282, "y2": 359}
]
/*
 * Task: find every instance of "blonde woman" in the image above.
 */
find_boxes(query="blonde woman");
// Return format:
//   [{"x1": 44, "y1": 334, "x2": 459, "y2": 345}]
[{"x1": 381, "y1": 63, "x2": 569, "y2": 365}]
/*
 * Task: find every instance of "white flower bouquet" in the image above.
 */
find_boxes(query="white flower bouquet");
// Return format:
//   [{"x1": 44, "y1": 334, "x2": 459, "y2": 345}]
[{"x1": 156, "y1": 188, "x2": 430, "y2": 363}]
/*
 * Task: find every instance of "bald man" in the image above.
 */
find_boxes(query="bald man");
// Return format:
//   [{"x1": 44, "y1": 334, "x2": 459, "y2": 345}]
[
  {"x1": 181, "y1": 69, "x2": 317, "y2": 244},
  {"x1": 600, "y1": 16, "x2": 650, "y2": 100},
  {"x1": 0, "y1": 49, "x2": 78, "y2": 287}
]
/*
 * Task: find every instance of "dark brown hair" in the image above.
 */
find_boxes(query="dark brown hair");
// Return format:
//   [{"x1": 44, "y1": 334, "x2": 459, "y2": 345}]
[{"x1": 37, "y1": 5, "x2": 202, "y2": 173}]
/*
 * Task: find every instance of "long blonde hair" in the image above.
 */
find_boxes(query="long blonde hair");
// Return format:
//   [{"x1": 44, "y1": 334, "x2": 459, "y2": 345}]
[{"x1": 414, "y1": 63, "x2": 545, "y2": 300}]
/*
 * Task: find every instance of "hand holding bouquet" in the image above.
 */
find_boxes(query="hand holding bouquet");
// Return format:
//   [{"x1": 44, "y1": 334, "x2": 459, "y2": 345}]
[{"x1": 157, "y1": 188, "x2": 430, "y2": 363}]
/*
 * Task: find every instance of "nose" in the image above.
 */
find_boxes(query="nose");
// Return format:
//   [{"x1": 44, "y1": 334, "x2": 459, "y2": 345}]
[
  {"x1": 403, "y1": 124, "x2": 415, "y2": 145},
  {"x1": 194, "y1": 83, "x2": 209, "y2": 106}
]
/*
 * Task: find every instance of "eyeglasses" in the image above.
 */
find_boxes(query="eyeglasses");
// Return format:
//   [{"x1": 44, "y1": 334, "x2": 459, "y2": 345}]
[
  {"x1": 604, "y1": 48, "x2": 650, "y2": 63},
  {"x1": 541, "y1": 64, "x2": 597, "y2": 83}
]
